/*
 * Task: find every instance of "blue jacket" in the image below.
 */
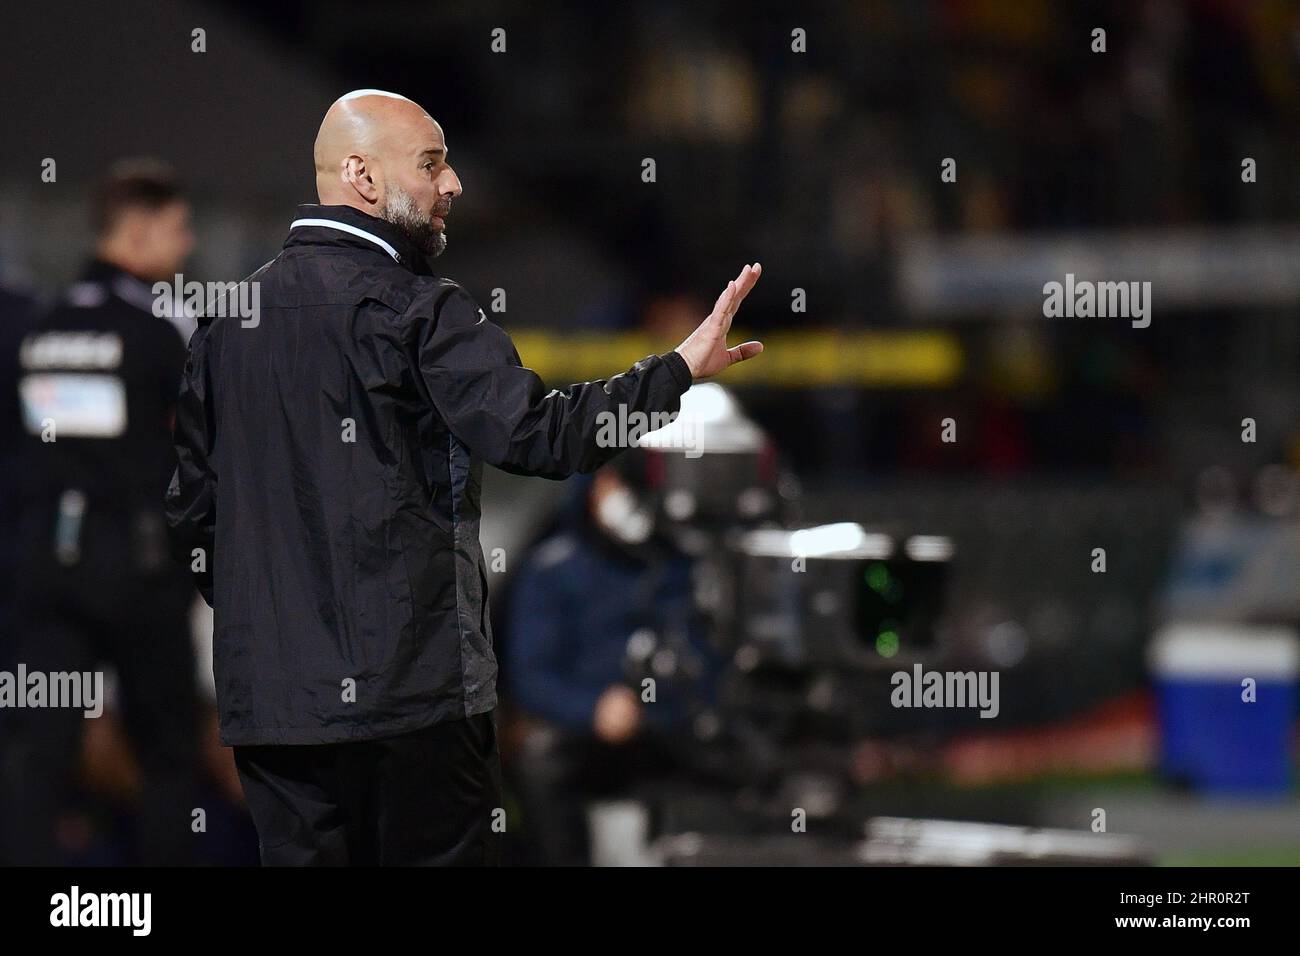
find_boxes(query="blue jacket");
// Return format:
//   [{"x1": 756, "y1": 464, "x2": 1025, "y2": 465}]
[{"x1": 505, "y1": 480, "x2": 719, "y2": 732}]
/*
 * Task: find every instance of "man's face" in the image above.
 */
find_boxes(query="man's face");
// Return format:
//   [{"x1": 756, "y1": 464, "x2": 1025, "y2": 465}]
[
  {"x1": 379, "y1": 118, "x2": 461, "y2": 258},
  {"x1": 123, "y1": 200, "x2": 195, "y2": 280}
]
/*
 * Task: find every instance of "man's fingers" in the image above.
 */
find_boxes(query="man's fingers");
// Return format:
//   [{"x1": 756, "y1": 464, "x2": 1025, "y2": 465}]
[
  {"x1": 707, "y1": 280, "x2": 736, "y2": 327},
  {"x1": 700, "y1": 263, "x2": 763, "y2": 348},
  {"x1": 732, "y1": 262, "x2": 760, "y2": 297},
  {"x1": 716, "y1": 280, "x2": 736, "y2": 313},
  {"x1": 722, "y1": 263, "x2": 761, "y2": 334},
  {"x1": 727, "y1": 340, "x2": 764, "y2": 365},
  {"x1": 729, "y1": 265, "x2": 753, "y2": 310}
]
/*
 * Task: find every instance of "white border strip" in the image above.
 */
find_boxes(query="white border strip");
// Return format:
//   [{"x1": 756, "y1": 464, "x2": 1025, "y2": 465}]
[{"x1": 289, "y1": 218, "x2": 401, "y2": 262}]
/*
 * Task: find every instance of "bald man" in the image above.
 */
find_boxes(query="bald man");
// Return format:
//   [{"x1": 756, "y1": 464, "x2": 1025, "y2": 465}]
[{"x1": 165, "y1": 90, "x2": 762, "y2": 866}]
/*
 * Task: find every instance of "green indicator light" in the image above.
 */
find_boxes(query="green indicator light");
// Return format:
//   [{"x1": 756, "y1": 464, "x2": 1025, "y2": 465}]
[{"x1": 866, "y1": 562, "x2": 890, "y2": 593}]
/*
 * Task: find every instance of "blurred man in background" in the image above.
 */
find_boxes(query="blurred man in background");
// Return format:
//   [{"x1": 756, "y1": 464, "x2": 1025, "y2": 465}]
[
  {"x1": 505, "y1": 451, "x2": 724, "y2": 865},
  {"x1": 0, "y1": 159, "x2": 200, "y2": 864}
]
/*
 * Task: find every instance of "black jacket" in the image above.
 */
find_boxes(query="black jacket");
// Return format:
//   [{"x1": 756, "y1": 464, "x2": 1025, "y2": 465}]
[
  {"x1": 20, "y1": 260, "x2": 189, "y2": 515},
  {"x1": 165, "y1": 204, "x2": 694, "y2": 745},
  {"x1": 17, "y1": 261, "x2": 191, "y2": 575}
]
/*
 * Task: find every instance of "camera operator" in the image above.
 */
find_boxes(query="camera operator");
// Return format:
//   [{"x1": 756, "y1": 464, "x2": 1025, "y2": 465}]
[{"x1": 505, "y1": 452, "x2": 723, "y2": 865}]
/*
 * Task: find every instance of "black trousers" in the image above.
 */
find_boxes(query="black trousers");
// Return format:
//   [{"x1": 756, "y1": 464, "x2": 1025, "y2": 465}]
[{"x1": 233, "y1": 711, "x2": 503, "y2": 866}]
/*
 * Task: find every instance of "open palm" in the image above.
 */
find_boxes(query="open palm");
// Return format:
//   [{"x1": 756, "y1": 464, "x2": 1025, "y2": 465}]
[{"x1": 674, "y1": 263, "x2": 764, "y2": 380}]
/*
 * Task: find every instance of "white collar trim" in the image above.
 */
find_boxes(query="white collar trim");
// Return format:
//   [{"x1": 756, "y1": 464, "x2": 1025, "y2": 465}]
[{"x1": 289, "y1": 218, "x2": 402, "y2": 262}]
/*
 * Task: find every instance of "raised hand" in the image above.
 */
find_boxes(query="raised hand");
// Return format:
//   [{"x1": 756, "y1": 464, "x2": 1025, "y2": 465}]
[{"x1": 674, "y1": 263, "x2": 764, "y2": 380}]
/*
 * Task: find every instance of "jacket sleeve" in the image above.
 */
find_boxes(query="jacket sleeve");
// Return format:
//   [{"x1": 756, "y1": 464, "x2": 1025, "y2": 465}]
[
  {"x1": 164, "y1": 322, "x2": 217, "y2": 606},
  {"x1": 414, "y1": 283, "x2": 694, "y2": 479}
]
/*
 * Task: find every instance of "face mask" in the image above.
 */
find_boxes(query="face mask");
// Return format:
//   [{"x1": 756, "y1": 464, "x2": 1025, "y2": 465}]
[{"x1": 595, "y1": 485, "x2": 654, "y2": 546}]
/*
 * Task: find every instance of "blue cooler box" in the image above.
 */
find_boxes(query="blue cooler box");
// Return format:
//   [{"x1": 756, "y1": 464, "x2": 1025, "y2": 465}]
[{"x1": 1149, "y1": 623, "x2": 1298, "y2": 795}]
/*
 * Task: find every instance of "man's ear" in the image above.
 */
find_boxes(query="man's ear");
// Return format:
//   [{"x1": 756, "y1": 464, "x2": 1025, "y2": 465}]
[{"x1": 342, "y1": 154, "x2": 380, "y2": 205}]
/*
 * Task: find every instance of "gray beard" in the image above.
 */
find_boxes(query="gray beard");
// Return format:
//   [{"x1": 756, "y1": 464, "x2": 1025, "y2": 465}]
[{"x1": 380, "y1": 186, "x2": 446, "y2": 258}]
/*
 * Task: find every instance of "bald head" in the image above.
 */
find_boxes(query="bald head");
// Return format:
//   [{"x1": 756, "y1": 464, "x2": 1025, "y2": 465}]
[{"x1": 313, "y1": 89, "x2": 462, "y2": 257}]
